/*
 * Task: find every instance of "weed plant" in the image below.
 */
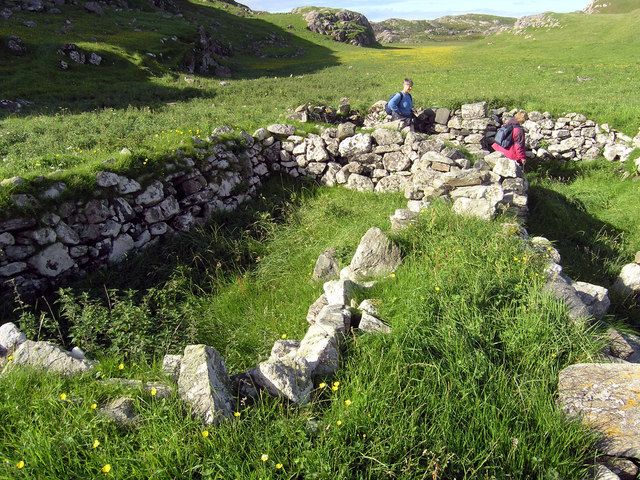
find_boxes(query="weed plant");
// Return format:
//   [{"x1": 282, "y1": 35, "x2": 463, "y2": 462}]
[{"x1": 1, "y1": 188, "x2": 602, "y2": 479}]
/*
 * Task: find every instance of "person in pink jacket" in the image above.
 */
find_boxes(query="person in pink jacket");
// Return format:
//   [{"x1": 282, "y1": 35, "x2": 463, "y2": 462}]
[{"x1": 492, "y1": 110, "x2": 528, "y2": 165}]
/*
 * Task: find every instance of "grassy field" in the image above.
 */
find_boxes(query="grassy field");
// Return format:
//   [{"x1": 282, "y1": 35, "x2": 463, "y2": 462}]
[{"x1": 1, "y1": 1, "x2": 640, "y2": 478}]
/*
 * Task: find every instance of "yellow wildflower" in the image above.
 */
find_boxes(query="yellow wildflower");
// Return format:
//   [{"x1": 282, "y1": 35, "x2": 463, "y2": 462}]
[
  {"x1": 60, "y1": 393, "x2": 67, "y2": 401},
  {"x1": 281, "y1": 334, "x2": 287, "y2": 339},
  {"x1": 150, "y1": 388, "x2": 157, "y2": 397},
  {"x1": 202, "y1": 430, "x2": 209, "y2": 438},
  {"x1": 390, "y1": 273, "x2": 396, "y2": 278},
  {"x1": 93, "y1": 440, "x2": 100, "y2": 449},
  {"x1": 102, "y1": 464, "x2": 111, "y2": 473},
  {"x1": 318, "y1": 382, "x2": 327, "y2": 388},
  {"x1": 118, "y1": 363, "x2": 124, "y2": 370},
  {"x1": 435, "y1": 286, "x2": 440, "y2": 292},
  {"x1": 276, "y1": 463, "x2": 283, "y2": 469},
  {"x1": 261, "y1": 454, "x2": 269, "y2": 462},
  {"x1": 344, "y1": 400, "x2": 352, "y2": 406},
  {"x1": 16, "y1": 461, "x2": 25, "y2": 469},
  {"x1": 91, "y1": 403, "x2": 98, "y2": 410},
  {"x1": 336, "y1": 420, "x2": 342, "y2": 426},
  {"x1": 234, "y1": 411, "x2": 241, "y2": 418}
]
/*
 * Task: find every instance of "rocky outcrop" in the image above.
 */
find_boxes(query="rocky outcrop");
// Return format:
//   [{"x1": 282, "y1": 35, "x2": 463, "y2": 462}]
[
  {"x1": 183, "y1": 25, "x2": 230, "y2": 77},
  {"x1": 294, "y1": 8, "x2": 376, "y2": 47},
  {"x1": 513, "y1": 13, "x2": 561, "y2": 33},
  {"x1": 583, "y1": 1, "x2": 614, "y2": 14}
]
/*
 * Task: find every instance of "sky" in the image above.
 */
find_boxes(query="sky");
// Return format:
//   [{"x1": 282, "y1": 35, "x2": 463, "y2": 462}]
[{"x1": 239, "y1": 1, "x2": 590, "y2": 21}]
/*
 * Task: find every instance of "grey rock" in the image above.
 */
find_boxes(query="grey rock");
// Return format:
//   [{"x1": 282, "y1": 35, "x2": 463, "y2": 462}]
[
  {"x1": 297, "y1": 323, "x2": 340, "y2": 377},
  {"x1": 270, "y1": 340, "x2": 301, "y2": 359},
  {"x1": 493, "y1": 156, "x2": 521, "y2": 178},
  {"x1": 359, "y1": 312, "x2": 391, "y2": 334},
  {"x1": 117, "y1": 177, "x2": 141, "y2": 194},
  {"x1": 337, "y1": 122, "x2": 356, "y2": 140},
  {"x1": 307, "y1": 294, "x2": 328, "y2": 324},
  {"x1": 136, "y1": 181, "x2": 164, "y2": 207},
  {"x1": 28, "y1": 243, "x2": 74, "y2": 277},
  {"x1": 573, "y1": 281, "x2": 610, "y2": 318},
  {"x1": 613, "y1": 263, "x2": 640, "y2": 298},
  {"x1": 11, "y1": 194, "x2": 38, "y2": 208},
  {"x1": 452, "y1": 197, "x2": 495, "y2": 221},
  {"x1": 312, "y1": 247, "x2": 339, "y2": 281},
  {"x1": 266, "y1": 124, "x2": 295, "y2": 136},
  {"x1": 314, "y1": 304, "x2": 351, "y2": 334},
  {"x1": 55, "y1": 222, "x2": 80, "y2": 245},
  {"x1": 96, "y1": 171, "x2": 120, "y2": 187},
  {"x1": 12, "y1": 340, "x2": 94, "y2": 375},
  {"x1": 251, "y1": 355, "x2": 313, "y2": 403},
  {"x1": 143, "y1": 196, "x2": 180, "y2": 224},
  {"x1": 461, "y1": 102, "x2": 487, "y2": 120},
  {"x1": 162, "y1": 354, "x2": 182, "y2": 382},
  {"x1": 0, "y1": 262, "x2": 28, "y2": 277},
  {"x1": 177, "y1": 345, "x2": 234, "y2": 425},
  {"x1": 99, "y1": 398, "x2": 141, "y2": 427},
  {"x1": 345, "y1": 174, "x2": 374, "y2": 192},
  {"x1": 382, "y1": 151, "x2": 410, "y2": 172},
  {"x1": 84, "y1": 1, "x2": 104, "y2": 14},
  {"x1": 0, "y1": 217, "x2": 35, "y2": 232},
  {"x1": 338, "y1": 133, "x2": 373, "y2": 157},
  {"x1": 558, "y1": 363, "x2": 640, "y2": 459},
  {"x1": 323, "y1": 279, "x2": 360, "y2": 306},
  {"x1": 604, "y1": 328, "x2": 640, "y2": 363},
  {"x1": 543, "y1": 272, "x2": 592, "y2": 322},
  {"x1": 27, "y1": 227, "x2": 56, "y2": 246},
  {"x1": 108, "y1": 234, "x2": 134, "y2": 263},
  {"x1": 0, "y1": 232, "x2": 15, "y2": 248},
  {"x1": 0, "y1": 322, "x2": 27, "y2": 353},
  {"x1": 372, "y1": 128, "x2": 403, "y2": 146},
  {"x1": 84, "y1": 199, "x2": 111, "y2": 224},
  {"x1": 348, "y1": 227, "x2": 402, "y2": 279},
  {"x1": 88, "y1": 52, "x2": 102, "y2": 66},
  {"x1": 375, "y1": 175, "x2": 410, "y2": 193},
  {"x1": 390, "y1": 207, "x2": 420, "y2": 232}
]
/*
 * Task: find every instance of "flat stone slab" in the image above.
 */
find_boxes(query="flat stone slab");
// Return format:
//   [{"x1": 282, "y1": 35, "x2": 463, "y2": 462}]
[
  {"x1": 558, "y1": 363, "x2": 640, "y2": 459},
  {"x1": 11, "y1": 340, "x2": 95, "y2": 376}
]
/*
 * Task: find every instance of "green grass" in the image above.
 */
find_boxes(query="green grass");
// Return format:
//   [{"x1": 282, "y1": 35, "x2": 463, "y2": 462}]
[{"x1": 1, "y1": 189, "x2": 603, "y2": 479}]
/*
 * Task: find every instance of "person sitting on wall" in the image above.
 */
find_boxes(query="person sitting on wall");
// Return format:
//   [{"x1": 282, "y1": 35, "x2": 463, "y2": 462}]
[
  {"x1": 387, "y1": 78, "x2": 416, "y2": 131},
  {"x1": 492, "y1": 110, "x2": 529, "y2": 166}
]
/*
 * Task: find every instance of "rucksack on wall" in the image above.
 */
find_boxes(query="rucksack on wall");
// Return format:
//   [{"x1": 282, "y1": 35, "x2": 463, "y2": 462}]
[
  {"x1": 384, "y1": 92, "x2": 402, "y2": 115},
  {"x1": 494, "y1": 124, "x2": 514, "y2": 148}
]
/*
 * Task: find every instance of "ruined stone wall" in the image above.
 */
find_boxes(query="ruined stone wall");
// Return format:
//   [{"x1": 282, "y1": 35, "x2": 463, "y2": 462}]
[{"x1": 2, "y1": 101, "x2": 635, "y2": 299}]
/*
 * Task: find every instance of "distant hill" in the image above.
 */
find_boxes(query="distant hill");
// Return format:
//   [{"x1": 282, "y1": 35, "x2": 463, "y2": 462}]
[
  {"x1": 583, "y1": 0, "x2": 640, "y2": 14},
  {"x1": 371, "y1": 14, "x2": 517, "y2": 43}
]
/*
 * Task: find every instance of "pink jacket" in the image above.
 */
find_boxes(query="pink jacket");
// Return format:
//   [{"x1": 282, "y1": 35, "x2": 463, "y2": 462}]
[{"x1": 492, "y1": 120, "x2": 526, "y2": 163}]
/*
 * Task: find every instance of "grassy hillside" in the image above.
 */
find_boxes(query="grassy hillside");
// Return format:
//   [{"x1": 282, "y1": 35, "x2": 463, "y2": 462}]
[
  {"x1": 585, "y1": 0, "x2": 640, "y2": 13},
  {"x1": 372, "y1": 14, "x2": 516, "y2": 43}
]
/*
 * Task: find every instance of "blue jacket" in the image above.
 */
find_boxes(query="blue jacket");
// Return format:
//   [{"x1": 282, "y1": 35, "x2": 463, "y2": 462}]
[{"x1": 387, "y1": 92, "x2": 413, "y2": 116}]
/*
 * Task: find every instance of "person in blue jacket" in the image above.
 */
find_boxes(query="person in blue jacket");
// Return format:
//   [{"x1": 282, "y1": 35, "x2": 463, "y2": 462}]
[{"x1": 387, "y1": 78, "x2": 416, "y2": 130}]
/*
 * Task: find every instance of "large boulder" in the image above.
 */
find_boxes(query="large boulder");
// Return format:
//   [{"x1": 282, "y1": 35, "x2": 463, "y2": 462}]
[
  {"x1": 298, "y1": 8, "x2": 377, "y2": 46},
  {"x1": 338, "y1": 133, "x2": 373, "y2": 157},
  {"x1": 312, "y1": 247, "x2": 340, "y2": 281},
  {"x1": 177, "y1": 345, "x2": 235, "y2": 425},
  {"x1": 558, "y1": 363, "x2": 640, "y2": 459}
]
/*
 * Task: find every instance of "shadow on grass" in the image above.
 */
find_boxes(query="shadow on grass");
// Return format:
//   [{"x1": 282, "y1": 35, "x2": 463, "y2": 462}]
[{"x1": 1, "y1": 174, "x2": 319, "y2": 326}]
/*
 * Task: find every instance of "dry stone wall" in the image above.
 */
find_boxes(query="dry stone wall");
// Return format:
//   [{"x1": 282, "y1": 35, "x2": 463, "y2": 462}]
[{"x1": 1, "y1": 101, "x2": 637, "y2": 300}]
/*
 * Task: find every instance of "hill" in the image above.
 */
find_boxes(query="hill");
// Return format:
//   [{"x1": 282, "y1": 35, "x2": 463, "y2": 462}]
[
  {"x1": 584, "y1": 0, "x2": 640, "y2": 13},
  {"x1": 371, "y1": 14, "x2": 516, "y2": 43}
]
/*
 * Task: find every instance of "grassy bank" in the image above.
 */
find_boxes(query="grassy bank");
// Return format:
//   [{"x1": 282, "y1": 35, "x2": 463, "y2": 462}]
[{"x1": 1, "y1": 185, "x2": 602, "y2": 479}]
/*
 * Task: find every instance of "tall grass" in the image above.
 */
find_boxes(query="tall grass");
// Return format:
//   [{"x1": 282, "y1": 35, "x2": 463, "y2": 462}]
[{"x1": 0, "y1": 191, "x2": 603, "y2": 479}]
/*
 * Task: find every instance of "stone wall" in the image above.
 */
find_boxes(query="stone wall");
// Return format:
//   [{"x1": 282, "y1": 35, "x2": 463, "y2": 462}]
[{"x1": 1, "y1": 101, "x2": 636, "y2": 300}]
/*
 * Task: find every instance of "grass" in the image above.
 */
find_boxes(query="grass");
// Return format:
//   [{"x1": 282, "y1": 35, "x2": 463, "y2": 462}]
[{"x1": 1, "y1": 188, "x2": 603, "y2": 479}]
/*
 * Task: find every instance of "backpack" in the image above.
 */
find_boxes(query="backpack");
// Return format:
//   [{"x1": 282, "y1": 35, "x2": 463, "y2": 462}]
[
  {"x1": 494, "y1": 123, "x2": 515, "y2": 148},
  {"x1": 385, "y1": 92, "x2": 403, "y2": 115}
]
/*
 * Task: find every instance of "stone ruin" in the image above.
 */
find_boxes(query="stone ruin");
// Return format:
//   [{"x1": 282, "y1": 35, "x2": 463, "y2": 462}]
[{"x1": 0, "y1": 104, "x2": 532, "y2": 302}]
